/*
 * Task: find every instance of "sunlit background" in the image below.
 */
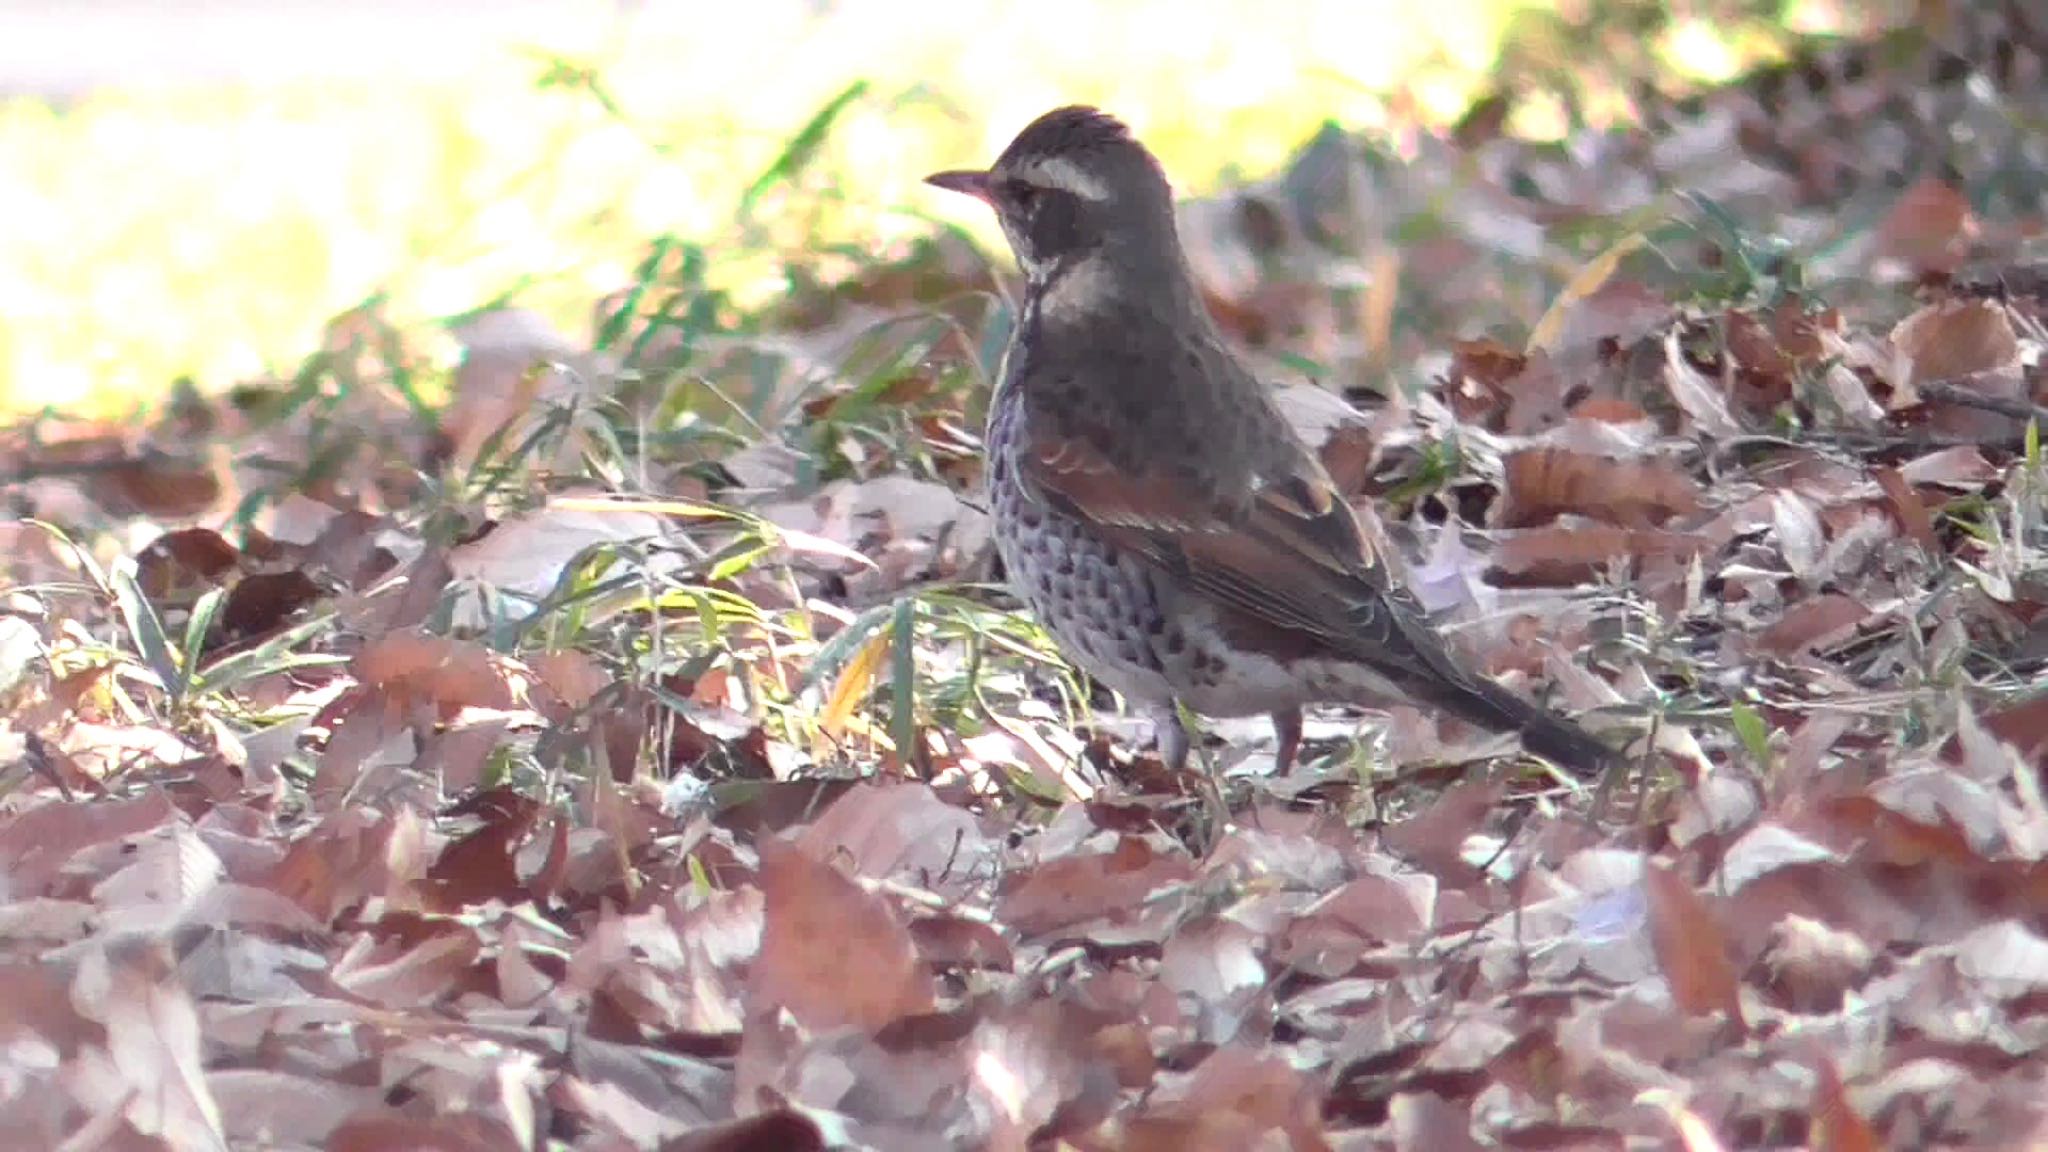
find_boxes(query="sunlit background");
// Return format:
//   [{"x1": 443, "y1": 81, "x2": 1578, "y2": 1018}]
[{"x1": 0, "y1": 0, "x2": 1866, "y2": 414}]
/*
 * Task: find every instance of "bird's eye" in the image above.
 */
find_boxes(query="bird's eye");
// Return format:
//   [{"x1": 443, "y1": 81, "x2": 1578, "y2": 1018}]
[{"x1": 1006, "y1": 180, "x2": 1041, "y2": 210}]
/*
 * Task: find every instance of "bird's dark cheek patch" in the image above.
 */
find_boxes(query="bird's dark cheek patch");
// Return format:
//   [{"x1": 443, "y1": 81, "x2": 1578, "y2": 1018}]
[{"x1": 1028, "y1": 192, "x2": 1091, "y2": 254}]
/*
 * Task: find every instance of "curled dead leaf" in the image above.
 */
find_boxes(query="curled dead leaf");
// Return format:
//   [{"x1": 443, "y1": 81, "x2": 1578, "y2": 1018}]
[
  {"x1": 1874, "y1": 177, "x2": 1978, "y2": 279},
  {"x1": 1758, "y1": 914, "x2": 1873, "y2": 1014},
  {"x1": 1497, "y1": 447, "x2": 1702, "y2": 529},
  {"x1": 1662, "y1": 329, "x2": 1744, "y2": 438},
  {"x1": 1889, "y1": 296, "x2": 2025, "y2": 436},
  {"x1": 1490, "y1": 524, "x2": 1708, "y2": 587},
  {"x1": 135, "y1": 527, "x2": 241, "y2": 607}
]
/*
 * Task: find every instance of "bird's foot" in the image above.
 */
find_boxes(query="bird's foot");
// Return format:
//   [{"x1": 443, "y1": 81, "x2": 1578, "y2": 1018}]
[{"x1": 1151, "y1": 703, "x2": 1236, "y2": 854}]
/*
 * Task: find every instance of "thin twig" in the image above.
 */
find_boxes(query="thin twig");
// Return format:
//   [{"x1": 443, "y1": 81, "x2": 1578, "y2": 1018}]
[{"x1": 1916, "y1": 380, "x2": 2048, "y2": 427}]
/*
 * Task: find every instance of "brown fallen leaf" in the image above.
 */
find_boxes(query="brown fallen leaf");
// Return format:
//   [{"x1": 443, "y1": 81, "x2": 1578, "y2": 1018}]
[
  {"x1": 1869, "y1": 464, "x2": 1938, "y2": 551},
  {"x1": 749, "y1": 836, "x2": 934, "y2": 1033},
  {"x1": 1874, "y1": 177, "x2": 1977, "y2": 278},
  {"x1": 1809, "y1": 1057, "x2": 1881, "y2": 1152},
  {"x1": 1644, "y1": 861, "x2": 1746, "y2": 1032},
  {"x1": 350, "y1": 629, "x2": 530, "y2": 717},
  {"x1": 997, "y1": 835, "x2": 1195, "y2": 939},
  {"x1": 1889, "y1": 295, "x2": 2026, "y2": 437},
  {"x1": 1497, "y1": 447, "x2": 1702, "y2": 529},
  {"x1": 1755, "y1": 594, "x2": 1871, "y2": 658},
  {"x1": 1490, "y1": 524, "x2": 1709, "y2": 587}
]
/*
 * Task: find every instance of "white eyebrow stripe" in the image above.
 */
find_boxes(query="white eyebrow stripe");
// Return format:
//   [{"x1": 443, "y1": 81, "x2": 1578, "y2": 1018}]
[{"x1": 1032, "y1": 155, "x2": 1109, "y2": 201}]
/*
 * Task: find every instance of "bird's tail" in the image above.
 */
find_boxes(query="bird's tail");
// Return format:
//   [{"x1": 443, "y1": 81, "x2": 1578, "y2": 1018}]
[{"x1": 1418, "y1": 672, "x2": 1617, "y2": 777}]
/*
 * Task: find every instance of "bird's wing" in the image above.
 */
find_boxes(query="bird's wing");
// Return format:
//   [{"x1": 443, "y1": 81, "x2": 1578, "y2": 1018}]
[{"x1": 1018, "y1": 405, "x2": 1473, "y2": 692}]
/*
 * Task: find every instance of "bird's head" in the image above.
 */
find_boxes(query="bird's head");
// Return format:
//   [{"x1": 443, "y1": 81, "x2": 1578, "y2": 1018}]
[{"x1": 925, "y1": 106, "x2": 1181, "y2": 284}]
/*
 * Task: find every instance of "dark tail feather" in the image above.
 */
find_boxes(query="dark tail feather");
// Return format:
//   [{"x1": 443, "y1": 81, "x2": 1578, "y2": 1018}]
[{"x1": 1424, "y1": 673, "x2": 1616, "y2": 777}]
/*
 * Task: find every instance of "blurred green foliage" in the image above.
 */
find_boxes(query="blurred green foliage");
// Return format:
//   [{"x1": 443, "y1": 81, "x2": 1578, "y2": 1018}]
[{"x1": 0, "y1": 0, "x2": 1854, "y2": 414}]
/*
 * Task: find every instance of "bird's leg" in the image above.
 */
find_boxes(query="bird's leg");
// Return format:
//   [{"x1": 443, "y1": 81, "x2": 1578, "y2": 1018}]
[
  {"x1": 1271, "y1": 707, "x2": 1303, "y2": 774},
  {"x1": 1150, "y1": 704, "x2": 1191, "y2": 774},
  {"x1": 1155, "y1": 701, "x2": 1230, "y2": 850}
]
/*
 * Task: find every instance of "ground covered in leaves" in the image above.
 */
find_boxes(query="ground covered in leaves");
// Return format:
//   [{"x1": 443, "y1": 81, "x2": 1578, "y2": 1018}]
[{"x1": 4, "y1": 41, "x2": 2048, "y2": 1152}]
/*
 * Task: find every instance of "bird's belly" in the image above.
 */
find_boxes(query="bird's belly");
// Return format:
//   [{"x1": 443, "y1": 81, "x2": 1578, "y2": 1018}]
[
  {"x1": 1165, "y1": 647, "x2": 1411, "y2": 717},
  {"x1": 1158, "y1": 599, "x2": 1418, "y2": 719},
  {"x1": 989, "y1": 479, "x2": 1416, "y2": 719},
  {"x1": 989, "y1": 481, "x2": 1178, "y2": 706}
]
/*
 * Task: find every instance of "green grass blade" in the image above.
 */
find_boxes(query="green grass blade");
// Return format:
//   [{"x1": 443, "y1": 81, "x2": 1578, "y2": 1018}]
[{"x1": 108, "y1": 568, "x2": 183, "y2": 707}]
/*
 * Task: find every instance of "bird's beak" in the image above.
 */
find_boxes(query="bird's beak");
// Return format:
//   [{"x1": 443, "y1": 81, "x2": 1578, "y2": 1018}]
[{"x1": 923, "y1": 169, "x2": 995, "y2": 204}]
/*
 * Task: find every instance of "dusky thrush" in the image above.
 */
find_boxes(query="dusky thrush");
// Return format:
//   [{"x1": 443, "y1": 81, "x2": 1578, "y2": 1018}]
[{"x1": 927, "y1": 106, "x2": 1615, "y2": 776}]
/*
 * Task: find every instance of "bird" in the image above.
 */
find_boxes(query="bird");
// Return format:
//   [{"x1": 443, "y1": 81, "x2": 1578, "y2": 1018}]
[{"x1": 925, "y1": 105, "x2": 1616, "y2": 778}]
